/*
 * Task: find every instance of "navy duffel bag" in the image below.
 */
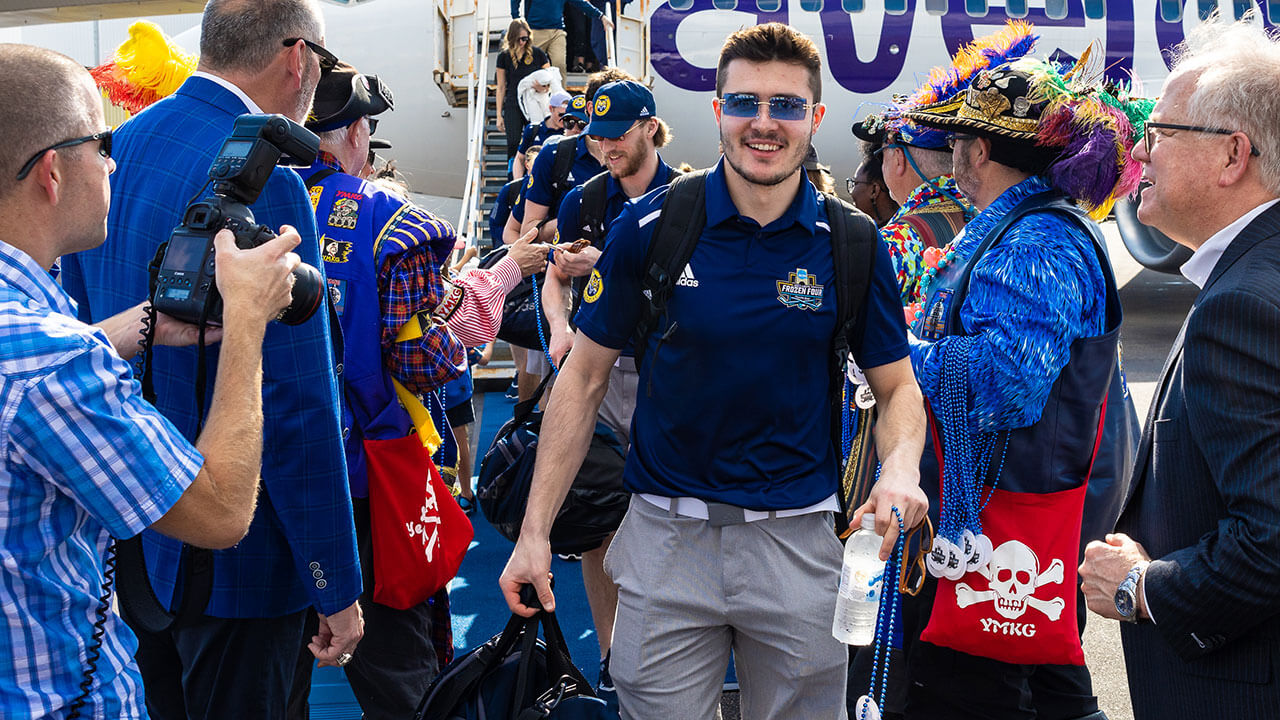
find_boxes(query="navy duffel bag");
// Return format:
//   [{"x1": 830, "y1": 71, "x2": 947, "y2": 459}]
[{"x1": 415, "y1": 588, "x2": 612, "y2": 720}]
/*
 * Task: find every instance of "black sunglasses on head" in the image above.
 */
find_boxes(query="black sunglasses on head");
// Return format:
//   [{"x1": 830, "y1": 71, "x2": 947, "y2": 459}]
[
  {"x1": 283, "y1": 37, "x2": 339, "y2": 74},
  {"x1": 16, "y1": 130, "x2": 112, "y2": 181}
]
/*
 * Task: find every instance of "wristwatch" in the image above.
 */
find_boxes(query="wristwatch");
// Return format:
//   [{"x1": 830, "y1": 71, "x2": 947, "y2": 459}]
[{"x1": 1114, "y1": 563, "x2": 1147, "y2": 623}]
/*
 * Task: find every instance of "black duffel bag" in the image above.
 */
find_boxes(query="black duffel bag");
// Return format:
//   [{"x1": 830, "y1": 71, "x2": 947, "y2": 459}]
[
  {"x1": 415, "y1": 586, "x2": 611, "y2": 720},
  {"x1": 479, "y1": 245, "x2": 550, "y2": 350},
  {"x1": 477, "y1": 373, "x2": 628, "y2": 555}
]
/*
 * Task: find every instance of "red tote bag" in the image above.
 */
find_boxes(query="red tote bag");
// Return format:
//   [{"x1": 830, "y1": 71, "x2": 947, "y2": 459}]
[
  {"x1": 364, "y1": 433, "x2": 473, "y2": 610},
  {"x1": 920, "y1": 483, "x2": 1087, "y2": 666}
]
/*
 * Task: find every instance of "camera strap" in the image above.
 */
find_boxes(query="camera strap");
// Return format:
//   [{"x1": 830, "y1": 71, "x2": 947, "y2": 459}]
[{"x1": 117, "y1": 243, "x2": 215, "y2": 634}]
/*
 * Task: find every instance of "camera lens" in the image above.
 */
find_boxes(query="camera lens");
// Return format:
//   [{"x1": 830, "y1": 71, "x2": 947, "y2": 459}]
[{"x1": 277, "y1": 263, "x2": 325, "y2": 325}]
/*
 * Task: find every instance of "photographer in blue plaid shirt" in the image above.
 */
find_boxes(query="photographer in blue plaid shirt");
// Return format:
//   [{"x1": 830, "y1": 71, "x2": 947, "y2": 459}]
[{"x1": 0, "y1": 45, "x2": 304, "y2": 719}]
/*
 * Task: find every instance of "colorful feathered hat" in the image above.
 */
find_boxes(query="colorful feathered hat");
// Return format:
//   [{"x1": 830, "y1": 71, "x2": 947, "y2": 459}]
[
  {"x1": 905, "y1": 48, "x2": 1155, "y2": 219},
  {"x1": 852, "y1": 21, "x2": 1039, "y2": 150},
  {"x1": 90, "y1": 21, "x2": 197, "y2": 115}
]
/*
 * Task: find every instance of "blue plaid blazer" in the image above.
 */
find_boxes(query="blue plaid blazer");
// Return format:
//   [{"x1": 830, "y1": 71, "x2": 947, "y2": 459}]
[{"x1": 60, "y1": 76, "x2": 361, "y2": 618}]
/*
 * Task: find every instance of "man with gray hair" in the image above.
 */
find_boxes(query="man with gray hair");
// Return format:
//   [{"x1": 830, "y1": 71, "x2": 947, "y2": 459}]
[
  {"x1": 59, "y1": 1, "x2": 363, "y2": 717},
  {"x1": 0, "y1": 44, "x2": 304, "y2": 720},
  {"x1": 1079, "y1": 14, "x2": 1280, "y2": 719}
]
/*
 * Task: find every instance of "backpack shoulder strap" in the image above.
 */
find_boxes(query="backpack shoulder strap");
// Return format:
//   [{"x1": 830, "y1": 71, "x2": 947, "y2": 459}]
[
  {"x1": 632, "y1": 168, "x2": 710, "y2": 369},
  {"x1": 551, "y1": 136, "x2": 577, "y2": 195},
  {"x1": 824, "y1": 195, "x2": 880, "y2": 492},
  {"x1": 578, "y1": 170, "x2": 610, "y2": 246}
]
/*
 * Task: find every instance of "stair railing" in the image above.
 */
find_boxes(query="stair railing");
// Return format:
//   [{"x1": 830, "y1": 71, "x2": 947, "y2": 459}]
[{"x1": 456, "y1": 0, "x2": 496, "y2": 255}]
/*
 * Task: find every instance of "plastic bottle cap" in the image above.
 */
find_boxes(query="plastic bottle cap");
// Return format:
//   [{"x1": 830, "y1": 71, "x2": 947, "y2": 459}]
[{"x1": 860, "y1": 514, "x2": 877, "y2": 531}]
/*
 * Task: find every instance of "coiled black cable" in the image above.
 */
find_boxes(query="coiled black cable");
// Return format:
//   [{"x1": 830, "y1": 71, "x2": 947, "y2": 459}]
[{"x1": 66, "y1": 540, "x2": 118, "y2": 719}]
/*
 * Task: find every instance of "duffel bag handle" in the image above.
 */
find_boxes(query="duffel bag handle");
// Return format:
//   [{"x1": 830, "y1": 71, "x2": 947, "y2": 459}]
[
  {"x1": 510, "y1": 585, "x2": 597, "y2": 720},
  {"x1": 511, "y1": 372, "x2": 555, "y2": 426}
]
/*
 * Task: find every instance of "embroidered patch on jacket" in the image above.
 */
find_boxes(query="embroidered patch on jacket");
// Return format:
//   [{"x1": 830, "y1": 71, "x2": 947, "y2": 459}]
[
  {"x1": 309, "y1": 185, "x2": 324, "y2": 211},
  {"x1": 322, "y1": 237, "x2": 353, "y2": 263},
  {"x1": 431, "y1": 281, "x2": 465, "y2": 324},
  {"x1": 327, "y1": 198, "x2": 360, "y2": 230},
  {"x1": 583, "y1": 268, "x2": 603, "y2": 303},
  {"x1": 327, "y1": 278, "x2": 347, "y2": 315},
  {"x1": 776, "y1": 268, "x2": 823, "y2": 311},
  {"x1": 919, "y1": 289, "x2": 953, "y2": 341}
]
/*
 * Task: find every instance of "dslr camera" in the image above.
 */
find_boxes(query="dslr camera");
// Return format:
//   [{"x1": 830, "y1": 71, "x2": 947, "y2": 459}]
[{"x1": 152, "y1": 114, "x2": 325, "y2": 326}]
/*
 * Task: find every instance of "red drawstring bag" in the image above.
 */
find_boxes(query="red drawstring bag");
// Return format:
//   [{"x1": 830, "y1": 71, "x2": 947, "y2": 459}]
[
  {"x1": 920, "y1": 483, "x2": 1087, "y2": 666},
  {"x1": 364, "y1": 432, "x2": 473, "y2": 610}
]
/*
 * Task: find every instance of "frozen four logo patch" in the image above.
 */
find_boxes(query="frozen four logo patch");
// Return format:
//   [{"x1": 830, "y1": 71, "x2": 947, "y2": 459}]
[{"x1": 776, "y1": 268, "x2": 823, "y2": 311}]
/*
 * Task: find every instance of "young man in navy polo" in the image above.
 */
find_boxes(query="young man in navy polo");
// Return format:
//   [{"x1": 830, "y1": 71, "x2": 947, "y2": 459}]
[
  {"x1": 501, "y1": 23, "x2": 929, "y2": 717},
  {"x1": 538, "y1": 79, "x2": 677, "y2": 695}
]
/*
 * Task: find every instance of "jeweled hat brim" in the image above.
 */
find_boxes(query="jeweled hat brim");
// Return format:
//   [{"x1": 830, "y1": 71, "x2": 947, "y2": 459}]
[{"x1": 903, "y1": 99, "x2": 1039, "y2": 143}]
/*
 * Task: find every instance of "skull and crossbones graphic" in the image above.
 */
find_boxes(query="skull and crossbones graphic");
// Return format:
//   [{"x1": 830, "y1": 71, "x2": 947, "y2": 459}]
[{"x1": 955, "y1": 540, "x2": 1065, "y2": 621}]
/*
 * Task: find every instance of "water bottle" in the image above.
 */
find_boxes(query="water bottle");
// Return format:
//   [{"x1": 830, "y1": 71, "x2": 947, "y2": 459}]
[{"x1": 833, "y1": 514, "x2": 887, "y2": 646}]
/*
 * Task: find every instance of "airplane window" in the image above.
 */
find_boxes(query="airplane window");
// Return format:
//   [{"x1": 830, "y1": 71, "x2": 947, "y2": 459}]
[
  {"x1": 1082, "y1": 0, "x2": 1105, "y2": 18},
  {"x1": 1196, "y1": 0, "x2": 1216, "y2": 19},
  {"x1": 756, "y1": 0, "x2": 782, "y2": 10},
  {"x1": 1231, "y1": 0, "x2": 1252, "y2": 20},
  {"x1": 1006, "y1": 0, "x2": 1029, "y2": 17},
  {"x1": 1159, "y1": 0, "x2": 1182, "y2": 22},
  {"x1": 842, "y1": 0, "x2": 865, "y2": 11},
  {"x1": 712, "y1": 0, "x2": 737, "y2": 8},
  {"x1": 1270, "y1": 0, "x2": 1280, "y2": 24},
  {"x1": 924, "y1": 0, "x2": 948, "y2": 13},
  {"x1": 668, "y1": 0, "x2": 695, "y2": 10},
  {"x1": 966, "y1": 0, "x2": 989, "y2": 17},
  {"x1": 799, "y1": 0, "x2": 822, "y2": 10},
  {"x1": 886, "y1": 0, "x2": 908, "y2": 13},
  {"x1": 1045, "y1": 0, "x2": 1069, "y2": 19}
]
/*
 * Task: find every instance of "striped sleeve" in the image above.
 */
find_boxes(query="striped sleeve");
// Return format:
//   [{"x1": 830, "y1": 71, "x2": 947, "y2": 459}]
[
  {"x1": 9, "y1": 339, "x2": 201, "y2": 539},
  {"x1": 446, "y1": 256, "x2": 523, "y2": 346}
]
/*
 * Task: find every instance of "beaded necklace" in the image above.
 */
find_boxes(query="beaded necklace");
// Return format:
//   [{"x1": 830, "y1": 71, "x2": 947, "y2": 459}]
[{"x1": 855, "y1": 505, "x2": 906, "y2": 720}]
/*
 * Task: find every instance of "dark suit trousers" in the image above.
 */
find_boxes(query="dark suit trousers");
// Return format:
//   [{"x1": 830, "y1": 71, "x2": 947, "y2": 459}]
[
  {"x1": 132, "y1": 608, "x2": 308, "y2": 720},
  {"x1": 287, "y1": 498, "x2": 439, "y2": 720}
]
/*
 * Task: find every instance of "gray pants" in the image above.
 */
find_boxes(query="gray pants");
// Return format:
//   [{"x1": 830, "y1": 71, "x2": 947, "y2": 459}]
[
  {"x1": 598, "y1": 357, "x2": 638, "y2": 449},
  {"x1": 604, "y1": 496, "x2": 849, "y2": 719}
]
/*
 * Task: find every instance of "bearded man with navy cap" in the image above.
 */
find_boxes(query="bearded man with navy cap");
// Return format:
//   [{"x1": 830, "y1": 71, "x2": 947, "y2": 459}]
[
  {"x1": 288, "y1": 61, "x2": 547, "y2": 720},
  {"x1": 537, "y1": 78, "x2": 678, "y2": 696}
]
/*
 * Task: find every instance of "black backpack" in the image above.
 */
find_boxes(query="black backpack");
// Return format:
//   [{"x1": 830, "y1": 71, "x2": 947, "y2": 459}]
[
  {"x1": 630, "y1": 169, "x2": 879, "y2": 526},
  {"x1": 576, "y1": 165, "x2": 683, "y2": 247},
  {"x1": 546, "y1": 135, "x2": 579, "y2": 219}
]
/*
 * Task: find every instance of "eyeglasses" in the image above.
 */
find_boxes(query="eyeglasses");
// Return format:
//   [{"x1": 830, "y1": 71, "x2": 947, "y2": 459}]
[
  {"x1": 1143, "y1": 121, "x2": 1260, "y2": 157},
  {"x1": 16, "y1": 130, "x2": 112, "y2": 181},
  {"x1": 716, "y1": 93, "x2": 814, "y2": 122},
  {"x1": 588, "y1": 120, "x2": 645, "y2": 143},
  {"x1": 562, "y1": 117, "x2": 587, "y2": 131},
  {"x1": 846, "y1": 177, "x2": 871, "y2": 195},
  {"x1": 946, "y1": 134, "x2": 977, "y2": 149},
  {"x1": 516, "y1": 35, "x2": 531, "y2": 43},
  {"x1": 283, "y1": 37, "x2": 339, "y2": 75}
]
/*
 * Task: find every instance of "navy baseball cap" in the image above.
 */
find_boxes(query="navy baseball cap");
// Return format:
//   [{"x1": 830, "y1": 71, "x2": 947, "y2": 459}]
[
  {"x1": 563, "y1": 94, "x2": 590, "y2": 124},
  {"x1": 585, "y1": 81, "x2": 656, "y2": 139}
]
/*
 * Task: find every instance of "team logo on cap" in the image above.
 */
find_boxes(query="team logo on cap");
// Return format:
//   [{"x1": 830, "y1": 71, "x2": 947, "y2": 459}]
[
  {"x1": 776, "y1": 268, "x2": 824, "y2": 311},
  {"x1": 583, "y1": 268, "x2": 604, "y2": 304},
  {"x1": 322, "y1": 237, "x2": 353, "y2": 264},
  {"x1": 572, "y1": 96, "x2": 588, "y2": 110},
  {"x1": 595, "y1": 96, "x2": 611, "y2": 116}
]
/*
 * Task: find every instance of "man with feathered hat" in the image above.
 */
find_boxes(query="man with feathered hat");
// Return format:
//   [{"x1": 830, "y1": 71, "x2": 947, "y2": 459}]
[
  {"x1": 859, "y1": 53, "x2": 1148, "y2": 719},
  {"x1": 849, "y1": 21, "x2": 1040, "y2": 307}
]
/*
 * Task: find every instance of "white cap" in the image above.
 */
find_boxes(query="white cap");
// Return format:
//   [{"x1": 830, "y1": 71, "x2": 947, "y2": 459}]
[{"x1": 860, "y1": 514, "x2": 877, "y2": 531}]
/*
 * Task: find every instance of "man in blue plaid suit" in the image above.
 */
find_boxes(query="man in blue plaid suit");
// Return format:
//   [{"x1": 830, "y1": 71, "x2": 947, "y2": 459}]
[{"x1": 59, "y1": 1, "x2": 364, "y2": 717}]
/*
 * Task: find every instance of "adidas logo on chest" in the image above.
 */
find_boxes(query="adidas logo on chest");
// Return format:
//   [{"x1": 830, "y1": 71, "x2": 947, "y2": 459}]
[{"x1": 676, "y1": 263, "x2": 699, "y2": 288}]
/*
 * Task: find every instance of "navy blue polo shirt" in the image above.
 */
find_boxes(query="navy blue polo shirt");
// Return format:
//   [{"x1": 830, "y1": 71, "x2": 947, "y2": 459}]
[
  {"x1": 575, "y1": 160, "x2": 908, "y2": 510},
  {"x1": 523, "y1": 133, "x2": 604, "y2": 218},
  {"x1": 556, "y1": 156, "x2": 675, "y2": 357},
  {"x1": 518, "y1": 120, "x2": 559, "y2": 155}
]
